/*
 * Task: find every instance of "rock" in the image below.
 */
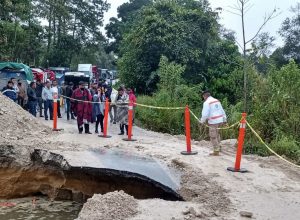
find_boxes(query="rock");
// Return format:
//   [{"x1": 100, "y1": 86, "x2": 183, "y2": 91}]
[
  {"x1": 240, "y1": 211, "x2": 253, "y2": 218},
  {"x1": 188, "y1": 207, "x2": 197, "y2": 216},
  {"x1": 182, "y1": 209, "x2": 190, "y2": 215}
]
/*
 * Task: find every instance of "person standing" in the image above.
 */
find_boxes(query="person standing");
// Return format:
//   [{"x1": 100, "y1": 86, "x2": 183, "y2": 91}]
[
  {"x1": 116, "y1": 87, "x2": 129, "y2": 135},
  {"x1": 65, "y1": 82, "x2": 75, "y2": 120},
  {"x1": 10, "y1": 77, "x2": 19, "y2": 97},
  {"x1": 1, "y1": 81, "x2": 17, "y2": 102},
  {"x1": 17, "y1": 82, "x2": 26, "y2": 108},
  {"x1": 61, "y1": 82, "x2": 67, "y2": 113},
  {"x1": 128, "y1": 88, "x2": 137, "y2": 124},
  {"x1": 42, "y1": 81, "x2": 53, "y2": 120},
  {"x1": 109, "y1": 89, "x2": 117, "y2": 124},
  {"x1": 93, "y1": 87, "x2": 106, "y2": 133},
  {"x1": 51, "y1": 80, "x2": 62, "y2": 118},
  {"x1": 36, "y1": 80, "x2": 44, "y2": 117},
  {"x1": 27, "y1": 82, "x2": 38, "y2": 117},
  {"x1": 71, "y1": 81, "x2": 92, "y2": 134},
  {"x1": 90, "y1": 83, "x2": 98, "y2": 123},
  {"x1": 200, "y1": 90, "x2": 227, "y2": 156}
]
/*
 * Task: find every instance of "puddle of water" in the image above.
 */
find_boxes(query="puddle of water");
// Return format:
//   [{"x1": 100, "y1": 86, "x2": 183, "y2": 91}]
[{"x1": 0, "y1": 197, "x2": 82, "y2": 220}]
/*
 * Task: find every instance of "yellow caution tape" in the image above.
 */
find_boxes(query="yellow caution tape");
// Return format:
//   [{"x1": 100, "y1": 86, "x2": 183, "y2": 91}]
[
  {"x1": 134, "y1": 103, "x2": 185, "y2": 110},
  {"x1": 189, "y1": 109, "x2": 240, "y2": 130},
  {"x1": 246, "y1": 121, "x2": 300, "y2": 169},
  {"x1": 61, "y1": 95, "x2": 104, "y2": 104},
  {"x1": 61, "y1": 95, "x2": 184, "y2": 109}
]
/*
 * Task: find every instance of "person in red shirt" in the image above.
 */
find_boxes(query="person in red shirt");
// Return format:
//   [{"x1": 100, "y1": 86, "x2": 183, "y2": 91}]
[{"x1": 71, "y1": 81, "x2": 92, "y2": 134}]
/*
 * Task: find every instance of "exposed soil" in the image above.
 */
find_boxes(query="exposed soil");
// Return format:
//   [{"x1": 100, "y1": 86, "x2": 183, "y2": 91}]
[{"x1": 76, "y1": 191, "x2": 138, "y2": 220}]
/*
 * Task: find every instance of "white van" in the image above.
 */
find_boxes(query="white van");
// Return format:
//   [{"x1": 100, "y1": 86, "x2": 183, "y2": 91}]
[{"x1": 78, "y1": 64, "x2": 93, "y2": 80}]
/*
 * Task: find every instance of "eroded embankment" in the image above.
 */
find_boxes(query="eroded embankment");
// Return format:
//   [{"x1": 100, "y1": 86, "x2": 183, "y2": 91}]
[{"x1": 0, "y1": 145, "x2": 182, "y2": 202}]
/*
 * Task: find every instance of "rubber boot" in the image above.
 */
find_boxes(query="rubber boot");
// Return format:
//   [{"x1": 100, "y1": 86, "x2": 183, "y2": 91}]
[
  {"x1": 118, "y1": 124, "x2": 125, "y2": 135},
  {"x1": 84, "y1": 124, "x2": 92, "y2": 134},
  {"x1": 78, "y1": 124, "x2": 83, "y2": 134}
]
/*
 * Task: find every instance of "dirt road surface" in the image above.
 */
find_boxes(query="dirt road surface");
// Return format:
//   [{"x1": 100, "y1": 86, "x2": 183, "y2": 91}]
[{"x1": 40, "y1": 116, "x2": 300, "y2": 220}]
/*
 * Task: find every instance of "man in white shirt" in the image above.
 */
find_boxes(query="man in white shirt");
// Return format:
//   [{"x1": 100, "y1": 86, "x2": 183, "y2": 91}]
[
  {"x1": 51, "y1": 80, "x2": 62, "y2": 118},
  {"x1": 200, "y1": 90, "x2": 227, "y2": 156}
]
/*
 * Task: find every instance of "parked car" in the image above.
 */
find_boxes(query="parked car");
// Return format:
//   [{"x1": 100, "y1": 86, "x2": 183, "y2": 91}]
[{"x1": 64, "y1": 72, "x2": 90, "y2": 87}]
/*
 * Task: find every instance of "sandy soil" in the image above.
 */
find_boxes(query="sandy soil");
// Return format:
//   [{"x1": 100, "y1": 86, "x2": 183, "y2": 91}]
[{"x1": 37, "y1": 113, "x2": 300, "y2": 220}]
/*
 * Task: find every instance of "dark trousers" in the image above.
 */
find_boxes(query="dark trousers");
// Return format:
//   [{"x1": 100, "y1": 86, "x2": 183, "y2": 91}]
[
  {"x1": 28, "y1": 101, "x2": 37, "y2": 117},
  {"x1": 37, "y1": 97, "x2": 43, "y2": 116},
  {"x1": 44, "y1": 100, "x2": 53, "y2": 120},
  {"x1": 95, "y1": 114, "x2": 104, "y2": 132},
  {"x1": 120, "y1": 123, "x2": 128, "y2": 134},
  {"x1": 66, "y1": 99, "x2": 74, "y2": 120},
  {"x1": 57, "y1": 99, "x2": 61, "y2": 117}
]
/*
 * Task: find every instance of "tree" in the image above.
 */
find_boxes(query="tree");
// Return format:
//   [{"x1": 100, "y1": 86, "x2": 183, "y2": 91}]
[
  {"x1": 249, "y1": 32, "x2": 276, "y2": 74},
  {"x1": 118, "y1": 0, "x2": 239, "y2": 94},
  {"x1": 105, "y1": 0, "x2": 152, "y2": 54},
  {"x1": 226, "y1": 0, "x2": 279, "y2": 112},
  {"x1": 277, "y1": 3, "x2": 300, "y2": 64}
]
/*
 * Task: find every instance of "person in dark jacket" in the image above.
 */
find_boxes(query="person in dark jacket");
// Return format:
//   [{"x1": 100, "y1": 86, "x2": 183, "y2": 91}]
[
  {"x1": 2, "y1": 81, "x2": 17, "y2": 102},
  {"x1": 93, "y1": 87, "x2": 106, "y2": 133},
  {"x1": 65, "y1": 82, "x2": 75, "y2": 120},
  {"x1": 36, "y1": 80, "x2": 44, "y2": 117},
  {"x1": 27, "y1": 82, "x2": 38, "y2": 117}
]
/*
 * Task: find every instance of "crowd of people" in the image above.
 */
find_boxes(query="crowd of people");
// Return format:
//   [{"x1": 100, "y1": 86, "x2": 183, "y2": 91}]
[
  {"x1": 1, "y1": 78, "x2": 137, "y2": 136},
  {"x1": 70, "y1": 81, "x2": 136, "y2": 135},
  {"x1": 1, "y1": 77, "x2": 227, "y2": 156}
]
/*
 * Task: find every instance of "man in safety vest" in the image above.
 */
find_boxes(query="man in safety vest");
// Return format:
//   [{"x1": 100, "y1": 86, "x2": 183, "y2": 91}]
[{"x1": 200, "y1": 90, "x2": 227, "y2": 156}]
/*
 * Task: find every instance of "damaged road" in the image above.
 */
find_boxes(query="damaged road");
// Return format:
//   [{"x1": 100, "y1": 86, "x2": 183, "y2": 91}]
[{"x1": 0, "y1": 146, "x2": 182, "y2": 202}]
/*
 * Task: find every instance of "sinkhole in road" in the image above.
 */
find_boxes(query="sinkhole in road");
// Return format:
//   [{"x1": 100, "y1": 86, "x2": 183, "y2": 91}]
[{"x1": 0, "y1": 148, "x2": 183, "y2": 202}]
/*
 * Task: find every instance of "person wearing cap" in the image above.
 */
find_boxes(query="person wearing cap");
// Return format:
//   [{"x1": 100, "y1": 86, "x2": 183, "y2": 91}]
[
  {"x1": 200, "y1": 90, "x2": 227, "y2": 156},
  {"x1": 71, "y1": 81, "x2": 92, "y2": 134}
]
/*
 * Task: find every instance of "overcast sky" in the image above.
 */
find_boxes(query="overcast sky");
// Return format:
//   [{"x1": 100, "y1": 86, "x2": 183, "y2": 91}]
[{"x1": 103, "y1": 0, "x2": 298, "y2": 47}]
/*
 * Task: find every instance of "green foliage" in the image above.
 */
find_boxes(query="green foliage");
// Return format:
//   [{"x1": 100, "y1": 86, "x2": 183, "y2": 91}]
[
  {"x1": 135, "y1": 56, "x2": 202, "y2": 137},
  {"x1": 270, "y1": 136, "x2": 300, "y2": 164},
  {"x1": 105, "y1": 0, "x2": 152, "y2": 54},
  {"x1": 0, "y1": 0, "x2": 112, "y2": 67},
  {"x1": 252, "y1": 60, "x2": 300, "y2": 141},
  {"x1": 118, "y1": 0, "x2": 240, "y2": 94},
  {"x1": 242, "y1": 60, "x2": 300, "y2": 163}
]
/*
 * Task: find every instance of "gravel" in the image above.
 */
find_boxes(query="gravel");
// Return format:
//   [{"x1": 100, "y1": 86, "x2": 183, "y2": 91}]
[{"x1": 76, "y1": 191, "x2": 138, "y2": 220}]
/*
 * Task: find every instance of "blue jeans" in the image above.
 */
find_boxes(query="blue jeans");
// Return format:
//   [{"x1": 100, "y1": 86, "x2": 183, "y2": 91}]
[
  {"x1": 28, "y1": 101, "x2": 37, "y2": 117},
  {"x1": 44, "y1": 100, "x2": 53, "y2": 120}
]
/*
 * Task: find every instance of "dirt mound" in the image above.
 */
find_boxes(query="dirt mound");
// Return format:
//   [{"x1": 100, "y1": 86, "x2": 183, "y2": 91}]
[
  {"x1": 76, "y1": 191, "x2": 138, "y2": 220},
  {"x1": 0, "y1": 93, "x2": 52, "y2": 146},
  {"x1": 178, "y1": 167, "x2": 231, "y2": 216}
]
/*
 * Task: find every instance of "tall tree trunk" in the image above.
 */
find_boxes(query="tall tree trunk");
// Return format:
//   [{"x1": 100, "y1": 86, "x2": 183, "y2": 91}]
[
  {"x1": 241, "y1": 1, "x2": 247, "y2": 113},
  {"x1": 47, "y1": 4, "x2": 52, "y2": 50},
  {"x1": 12, "y1": 3, "x2": 17, "y2": 60}
]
